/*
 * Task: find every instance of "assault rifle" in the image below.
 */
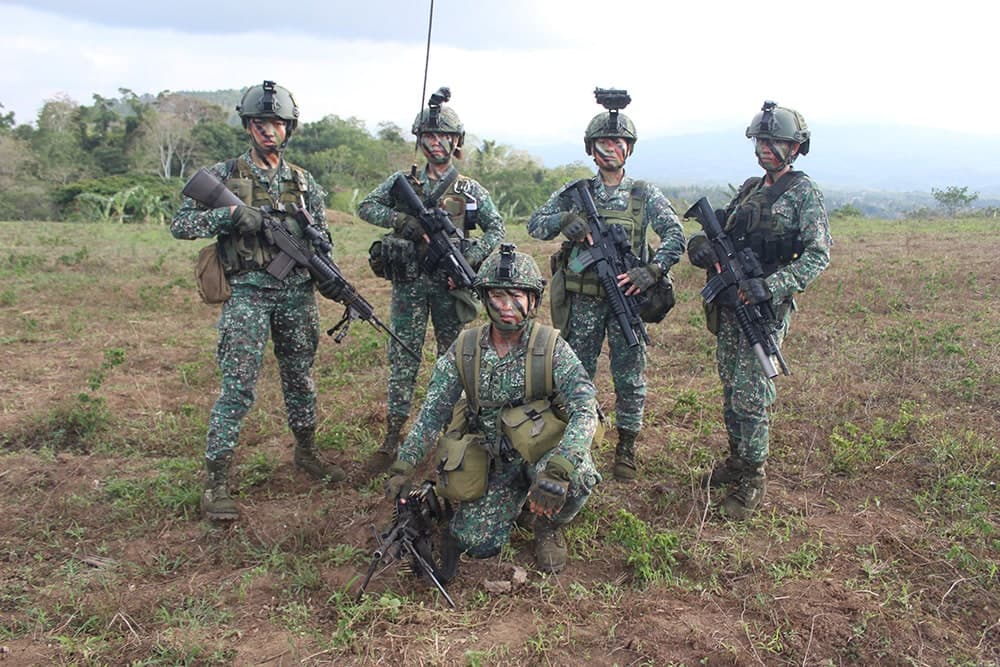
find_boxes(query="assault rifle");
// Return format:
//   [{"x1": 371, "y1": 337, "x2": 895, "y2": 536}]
[
  {"x1": 564, "y1": 179, "x2": 649, "y2": 348},
  {"x1": 389, "y1": 175, "x2": 477, "y2": 289},
  {"x1": 684, "y1": 197, "x2": 790, "y2": 378},
  {"x1": 356, "y1": 481, "x2": 456, "y2": 608},
  {"x1": 182, "y1": 168, "x2": 419, "y2": 361}
]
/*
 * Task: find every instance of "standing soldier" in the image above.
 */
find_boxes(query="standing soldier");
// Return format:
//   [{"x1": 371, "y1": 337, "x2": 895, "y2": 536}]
[
  {"x1": 688, "y1": 101, "x2": 831, "y2": 520},
  {"x1": 172, "y1": 80, "x2": 346, "y2": 522},
  {"x1": 358, "y1": 88, "x2": 505, "y2": 470},
  {"x1": 384, "y1": 246, "x2": 601, "y2": 573},
  {"x1": 527, "y1": 89, "x2": 685, "y2": 482}
]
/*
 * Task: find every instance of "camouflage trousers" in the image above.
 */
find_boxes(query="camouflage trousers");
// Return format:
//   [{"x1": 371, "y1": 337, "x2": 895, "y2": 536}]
[
  {"x1": 715, "y1": 304, "x2": 791, "y2": 466},
  {"x1": 205, "y1": 282, "x2": 319, "y2": 461},
  {"x1": 563, "y1": 292, "x2": 646, "y2": 432},
  {"x1": 387, "y1": 275, "x2": 463, "y2": 419},
  {"x1": 450, "y1": 448, "x2": 599, "y2": 558}
]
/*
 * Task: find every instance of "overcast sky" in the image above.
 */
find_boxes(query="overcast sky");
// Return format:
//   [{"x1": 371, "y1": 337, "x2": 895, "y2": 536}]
[{"x1": 1, "y1": 0, "x2": 995, "y2": 150}]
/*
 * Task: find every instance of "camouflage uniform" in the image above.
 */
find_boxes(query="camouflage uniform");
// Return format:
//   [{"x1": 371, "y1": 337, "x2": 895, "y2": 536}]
[
  {"x1": 357, "y1": 165, "x2": 504, "y2": 420},
  {"x1": 171, "y1": 151, "x2": 329, "y2": 462},
  {"x1": 527, "y1": 174, "x2": 685, "y2": 432},
  {"x1": 712, "y1": 174, "x2": 831, "y2": 465},
  {"x1": 397, "y1": 320, "x2": 599, "y2": 557}
]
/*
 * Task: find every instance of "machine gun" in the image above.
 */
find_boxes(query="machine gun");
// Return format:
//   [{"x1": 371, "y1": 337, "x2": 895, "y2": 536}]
[
  {"x1": 356, "y1": 481, "x2": 456, "y2": 608},
  {"x1": 684, "y1": 197, "x2": 790, "y2": 378},
  {"x1": 182, "y1": 168, "x2": 419, "y2": 361},
  {"x1": 389, "y1": 175, "x2": 478, "y2": 289},
  {"x1": 564, "y1": 179, "x2": 649, "y2": 348}
]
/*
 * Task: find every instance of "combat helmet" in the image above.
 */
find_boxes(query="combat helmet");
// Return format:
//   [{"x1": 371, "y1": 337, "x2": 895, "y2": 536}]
[
  {"x1": 412, "y1": 86, "x2": 465, "y2": 145},
  {"x1": 474, "y1": 244, "x2": 546, "y2": 301},
  {"x1": 746, "y1": 100, "x2": 810, "y2": 155},
  {"x1": 584, "y1": 87, "x2": 637, "y2": 155},
  {"x1": 237, "y1": 81, "x2": 300, "y2": 151}
]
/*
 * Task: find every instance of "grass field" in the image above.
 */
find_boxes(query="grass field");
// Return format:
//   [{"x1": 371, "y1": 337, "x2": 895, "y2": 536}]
[{"x1": 1, "y1": 212, "x2": 998, "y2": 666}]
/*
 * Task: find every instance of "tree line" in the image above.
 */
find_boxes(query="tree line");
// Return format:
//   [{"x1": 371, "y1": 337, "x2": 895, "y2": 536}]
[{"x1": 0, "y1": 91, "x2": 592, "y2": 223}]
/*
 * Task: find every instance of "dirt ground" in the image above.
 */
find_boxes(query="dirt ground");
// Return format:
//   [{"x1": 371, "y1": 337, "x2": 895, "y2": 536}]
[{"x1": 1, "y1": 217, "x2": 998, "y2": 666}]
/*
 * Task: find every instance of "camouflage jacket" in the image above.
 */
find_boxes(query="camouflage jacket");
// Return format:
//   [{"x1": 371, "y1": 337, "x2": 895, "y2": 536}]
[
  {"x1": 398, "y1": 321, "x2": 599, "y2": 472},
  {"x1": 170, "y1": 151, "x2": 330, "y2": 288},
  {"x1": 356, "y1": 164, "x2": 505, "y2": 267},
  {"x1": 526, "y1": 172, "x2": 686, "y2": 274}
]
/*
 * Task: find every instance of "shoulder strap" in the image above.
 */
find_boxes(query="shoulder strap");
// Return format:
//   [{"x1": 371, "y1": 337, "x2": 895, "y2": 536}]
[
  {"x1": 762, "y1": 170, "x2": 806, "y2": 207},
  {"x1": 424, "y1": 167, "x2": 459, "y2": 207},
  {"x1": 524, "y1": 324, "x2": 558, "y2": 401},
  {"x1": 456, "y1": 324, "x2": 489, "y2": 410},
  {"x1": 629, "y1": 180, "x2": 648, "y2": 221}
]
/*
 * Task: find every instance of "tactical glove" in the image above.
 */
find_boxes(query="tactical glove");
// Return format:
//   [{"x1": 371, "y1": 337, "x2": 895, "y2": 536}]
[
  {"x1": 626, "y1": 263, "x2": 662, "y2": 293},
  {"x1": 739, "y1": 277, "x2": 771, "y2": 305},
  {"x1": 316, "y1": 277, "x2": 347, "y2": 303},
  {"x1": 384, "y1": 460, "x2": 415, "y2": 500},
  {"x1": 687, "y1": 234, "x2": 718, "y2": 269},
  {"x1": 231, "y1": 205, "x2": 264, "y2": 235},
  {"x1": 393, "y1": 213, "x2": 424, "y2": 242},
  {"x1": 559, "y1": 212, "x2": 588, "y2": 243},
  {"x1": 527, "y1": 455, "x2": 573, "y2": 517}
]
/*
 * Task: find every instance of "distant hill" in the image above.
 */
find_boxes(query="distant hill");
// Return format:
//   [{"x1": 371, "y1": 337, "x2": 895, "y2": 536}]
[
  {"x1": 524, "y1": 124, "x2": 1000, "y2": 217},
  {"x1": 177, "y1": 88, "x2": 243, "y2": 125}
]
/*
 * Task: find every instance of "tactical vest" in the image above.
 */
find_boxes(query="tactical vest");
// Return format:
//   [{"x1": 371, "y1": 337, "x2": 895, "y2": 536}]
[
  {"x1": 217, "y1": 157, "x2": 310, "y2": 276},
  {"x1": 724, "y1": 171, "x2": 807, "y2": 277},
  {"x1": 561, "y1": 181, "x2": 648, "y2": 296},
  {"x1": 402, "y1": 171, "x2": 478, "y2": 239},
  {"x1": 456, "y1": 322, "x2": 559, "y2": 412}
]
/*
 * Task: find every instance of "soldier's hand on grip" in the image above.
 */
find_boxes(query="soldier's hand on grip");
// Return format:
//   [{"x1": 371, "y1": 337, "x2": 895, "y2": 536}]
[
  {"x1": 559, "y1": 212, "x2": 589, "y2": 243},
  {"x1": 383, "y1": 461, "x2": 414, "y2": 499},
  {"x1": 232, "y1": 205, "x2": 264, "y2": 234},
  {"x1": 738, "y1": 277, "x2": 771, "y2": 305}
]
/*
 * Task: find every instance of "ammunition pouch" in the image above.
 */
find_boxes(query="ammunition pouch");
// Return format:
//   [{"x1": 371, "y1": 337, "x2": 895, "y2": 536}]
[
  {"x1": 551, "y1": 242, "x2": 602, "y2": 297},
  {"x1": 500, "y1": 398, "x2": 568, "y2": 464},
  {"x1": 195, "y1": 242, "x2": 231, "y2": 304},
  {"x1": 436, "y1": 398, "x2": 490, "y2": 502}
]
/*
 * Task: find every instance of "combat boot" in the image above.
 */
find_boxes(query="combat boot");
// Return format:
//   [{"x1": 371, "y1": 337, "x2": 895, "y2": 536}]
[
  {"x1": 534, "y1": 518, "x2": 567, "y2": 573},
  {"x1": 202, "y1": 454, "x2": 238, "y2": 522},
  {"x1": 613, "y1": 428, "x2": 639, "y2": 482},
  {"x1": 293, "y1": 429, "x2": 346, "y2": 483},
  {"x1": 700, "y1": 456, "x2": 745, "y2": 489},
  {"x1": 369, "y1": 413, "x2": 407, "y2": 471},
  {"x1": 722, "y1": 465, "x2": 766, "y2": 520}
]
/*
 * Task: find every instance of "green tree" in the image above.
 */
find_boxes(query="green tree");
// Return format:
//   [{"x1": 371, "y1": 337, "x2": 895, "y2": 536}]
[
  {"x1": 932, "y1": 185, "x2": 978, "y2": 217},
  {"x1": 0, "y1": 102, "x2": 15, "y2": 133}
]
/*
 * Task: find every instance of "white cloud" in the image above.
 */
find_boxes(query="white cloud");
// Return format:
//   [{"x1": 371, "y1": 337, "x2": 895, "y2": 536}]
[{"x1": 1, "y1": 0, "x2": 997, "y2": 146}]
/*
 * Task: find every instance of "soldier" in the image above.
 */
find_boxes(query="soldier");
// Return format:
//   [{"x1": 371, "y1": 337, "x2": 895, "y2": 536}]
[
  {"x1": 172, "y1": 80, "x2": 346, "y2": 522},
  {"x1": 527, "y1": 89, "x2": 685, "y2": 482},
  {"x1": 688, "y1": 101, "x2": 831, "y2": 520},
  {"x1": 358, "y1": 88, "x2": 505, "y2": 470},
  {"x1": 384, "y1": 246, "x2": 600, "y2": 573}
]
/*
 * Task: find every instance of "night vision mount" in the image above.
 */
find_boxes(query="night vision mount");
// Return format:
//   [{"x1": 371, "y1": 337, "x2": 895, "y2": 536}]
[
  {"x1": 594, "y1": 87, "x2": 631, "y2": 133},
  {"x1": 758, "y1": 100, "x2": 778, "y2": 134},
  {"x1": 426, "y1": 86, "x2": 452, "y2": 129}
]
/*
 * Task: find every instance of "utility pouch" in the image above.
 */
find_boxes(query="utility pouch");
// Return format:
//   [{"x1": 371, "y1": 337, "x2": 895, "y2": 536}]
[
  {"x1": 368, "y1": 236, "x2": 388, "y2": 280},
  {"x1": 381, "y1": 235, "x2": 419, "y2": 283},
  {"x1": 195, "y1": 242, "x2": 231, "y2": 304},
  {"x1": 500, "y1": 398, "x2": 567, "y2": 464},
  {"x1": 703, "y1": 300, "x2": 720, "y2": 335},
  {"x1": 436, "y1": 399, "x2": 490, "y2": 501},
  {"x1": 549, "y1": 268, "x2": 570, "y2": 332},
  {"x1": 639, "y1": 272, "x2": 676, "y2": 323},
  {"x1": 451, "y1": 287, "x2": 479, "y2": 324}
]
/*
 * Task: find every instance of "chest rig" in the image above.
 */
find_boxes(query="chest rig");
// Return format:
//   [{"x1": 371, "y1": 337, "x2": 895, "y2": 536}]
[
  {"x1": 724, "y1": 171, "x2": 807, "y2": 278},
  {"x1": 217, "y1": 157, "x2": 310, "y2": 276},
  {"x1": 403, "y1": 170, "x2": 479, "y2": 239},
  {"x1": 558, "y1": 181, "x2": 648, "y2": 296}
]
